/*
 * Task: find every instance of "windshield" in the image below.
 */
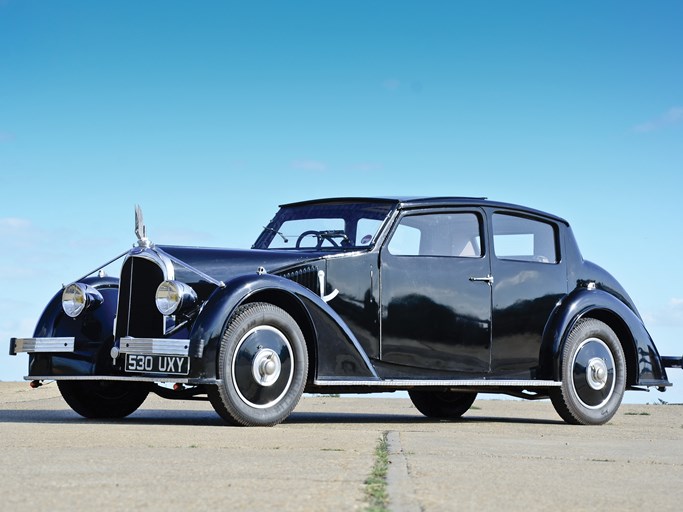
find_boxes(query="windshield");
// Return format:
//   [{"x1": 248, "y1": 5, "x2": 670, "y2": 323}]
[{"x1": 253, "y1": 201, "x2": 395, "y2": 251}]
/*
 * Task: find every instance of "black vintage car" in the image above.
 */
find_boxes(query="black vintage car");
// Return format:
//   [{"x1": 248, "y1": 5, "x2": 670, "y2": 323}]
[{"x1": 9, "y1": 197, "x2": 683, "y2": 426}]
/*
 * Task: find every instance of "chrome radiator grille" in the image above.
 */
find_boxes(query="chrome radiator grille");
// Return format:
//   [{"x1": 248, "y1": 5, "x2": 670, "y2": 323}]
[{"x1": 115, "y1": 256, "x2": 166, "y2": 339}]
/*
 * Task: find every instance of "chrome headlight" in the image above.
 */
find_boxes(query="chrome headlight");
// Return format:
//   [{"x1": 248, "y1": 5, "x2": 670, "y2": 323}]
[
  {"x1": 62, "y1": 283, "x2": 104, "y2": 318},
  {"x1": 155, "y1": 280, "x2": 197, "y2": 316}
]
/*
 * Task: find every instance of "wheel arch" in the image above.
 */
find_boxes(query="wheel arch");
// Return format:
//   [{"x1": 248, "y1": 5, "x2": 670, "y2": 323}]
[
  {"x1": 193, "y1": 273, "x2": 377, "y2": 381},
  {"x1": 573, "y1": 309, "x2": 637, "y2": 388},
  {"x1": 540, "y1": 288, "x2": 669, "y2": 387},
  {"x1": 240, "y1": 288, "x2": 318, "y2": 384},
  {"x1": 29, "y1": 275, "x2": 120, "y2": 377}
]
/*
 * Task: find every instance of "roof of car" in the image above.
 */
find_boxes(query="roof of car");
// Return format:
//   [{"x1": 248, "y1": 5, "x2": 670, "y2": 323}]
[{"x1": 281, "y1": 196, "x2": 568, "y2": 224}]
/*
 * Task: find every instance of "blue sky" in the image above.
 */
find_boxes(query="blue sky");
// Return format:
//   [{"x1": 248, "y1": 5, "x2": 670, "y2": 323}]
[{"x1": 1, "y1": 1, "x2": 682, "y2": 403}]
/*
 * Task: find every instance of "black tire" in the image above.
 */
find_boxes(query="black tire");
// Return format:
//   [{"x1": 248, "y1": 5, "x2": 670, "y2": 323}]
[
  {"x1": 550, "y1": 318, "x2": 626, "y2": 425},
  {"x1": 408, "y1": 390, "x2": 477, "y2": 419},
  {"x1": 208, "y1": 302, "x2": 308, "y2": 426},
  {"x1": 57, "y1": 380, "x2": 149, "y2": 419}
]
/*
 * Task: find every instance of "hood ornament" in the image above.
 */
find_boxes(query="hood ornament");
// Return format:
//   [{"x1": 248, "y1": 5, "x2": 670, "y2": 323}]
[{"x1": 134, "y1": 205, "x2": 152, "y2": 248}]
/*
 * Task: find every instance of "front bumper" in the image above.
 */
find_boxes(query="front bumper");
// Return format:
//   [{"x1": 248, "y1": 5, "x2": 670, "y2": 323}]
[
  {"x1": 114, "y1": 337, "x2": 190, "y2": 357},
  {"x1": 10, "y1": 337, "x2": 75, "y2": 355},
  {"x1": 10, "y1": 336, "x2": 191, "y2": 357},
  {"x1": 9, "y1": 336, "x2": 217, "y2": 384}
]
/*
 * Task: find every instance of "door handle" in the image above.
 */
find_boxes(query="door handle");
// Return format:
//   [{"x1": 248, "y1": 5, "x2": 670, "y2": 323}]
[{"x1": 469, "y1": 275, "x2": 494, "y2": 285}]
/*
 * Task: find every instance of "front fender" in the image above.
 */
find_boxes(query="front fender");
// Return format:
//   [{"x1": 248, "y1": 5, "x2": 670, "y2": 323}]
[
  {"x1": 190, "y1": 273, "x2": 377, "y2": 380},
  {"x1": 539, "y1": 288, "x2": 669, "y2": 387},
  {"x1": 29, "y1": 276, "x2": 119, "y2": 376}
]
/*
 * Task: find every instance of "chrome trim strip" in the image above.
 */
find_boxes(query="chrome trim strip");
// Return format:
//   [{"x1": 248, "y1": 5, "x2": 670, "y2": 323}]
[
  {"x1": 74, "y1": 250, "x2": 129, "y2": 283},
  {"x1": 118, "y1": 337, "x2": 190, "y2": 356},
  {"x1": 313, "y1": 379, "x2": 561, "y2": 387},
  {"x1": 11, "y1": 337, "x2": 75, "y2": 354},
  {"x1": 24, "y1": 375, "x2": 219, "y2": 385},
  {"x1": 317, "y1": 270, "x2": 339, "y2": 303},
  {"x1": 114, "y1": 248, "x2": 174, "y2": 338},
  {"x1": 155, "y1": 247, "x2": 226, "y2": 288},
  {"x1": 128, "y1": 247, "x2": 176, "y2": 281}
]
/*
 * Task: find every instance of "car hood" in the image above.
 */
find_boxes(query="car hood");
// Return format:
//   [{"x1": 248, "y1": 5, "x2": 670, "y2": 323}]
[{"x1": 157, "y1": 245, "x2": 321, "y2": 284}]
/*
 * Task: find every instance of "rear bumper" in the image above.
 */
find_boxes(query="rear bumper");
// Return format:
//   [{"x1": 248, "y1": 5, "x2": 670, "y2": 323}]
[{"x1": 662, "y1": 356, "x2": 683, "y2": 369}]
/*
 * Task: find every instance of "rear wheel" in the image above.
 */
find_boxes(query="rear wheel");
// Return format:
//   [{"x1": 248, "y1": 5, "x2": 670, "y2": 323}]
[
  {"x1": 57, "y1": 380, "x2": 150, "y2": 419},
  {"x1": 550, "y1": 318, "x2": 626, "y2": 425},
  {"x1": 409, "y1": 390, "x2": 477, "y2": 419},
  {"x1": 208, "y1": 302, "x2": 308, "y2": 426}
]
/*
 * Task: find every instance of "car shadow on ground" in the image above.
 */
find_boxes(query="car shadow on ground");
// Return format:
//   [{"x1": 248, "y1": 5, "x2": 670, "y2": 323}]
[
  {"x1": 0, "y1": 408, "x2": 563, "y2": 426},
  {"x1": 287, "y1": 411, "x2": 563, "y2": 426}
]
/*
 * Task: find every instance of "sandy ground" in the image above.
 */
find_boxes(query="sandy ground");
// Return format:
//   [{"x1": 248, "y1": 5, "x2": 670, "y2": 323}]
[{"x1": 1, "y1": 382, "x2": 682, "y2": 511}]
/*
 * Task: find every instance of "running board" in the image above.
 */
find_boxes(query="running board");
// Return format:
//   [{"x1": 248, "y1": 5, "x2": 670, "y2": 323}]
[{"x1": 313, "y1": 379, "x2": 561, "y2": 388}]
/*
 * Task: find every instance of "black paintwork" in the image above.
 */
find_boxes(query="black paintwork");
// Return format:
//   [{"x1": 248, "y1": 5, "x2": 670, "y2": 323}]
[{"x1": 17, "y1": 196, "x2": 672, "y2": 397}]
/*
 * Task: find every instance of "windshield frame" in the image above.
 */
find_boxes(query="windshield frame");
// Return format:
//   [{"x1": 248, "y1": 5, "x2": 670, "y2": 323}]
[{"x1": 252, "y1": 200, "x2": 397, "y2": 252}]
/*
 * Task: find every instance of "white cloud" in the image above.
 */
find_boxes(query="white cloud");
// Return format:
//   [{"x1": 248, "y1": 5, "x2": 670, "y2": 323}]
[
  {"x1": 642, "y1": 297, "x2": 683, "y2": 327},
  {"x1": 382, "y1": 79, "x2": 401, "y2": 91},
  {"x1": 0, "y1": 217, "x2": 31, "y2": 230},
  {"x1": 291, "y1": 159, "x2": 328, "y2": 172},
  {"x1": 0, "y1": 217, "x2": 40, "y2": 250},
  {"x1": 633, "y1": 107, "x2": 683, "y2": 133},
  {"x1": 350, "y1": 162, "x2": 384, "y2": 173}
]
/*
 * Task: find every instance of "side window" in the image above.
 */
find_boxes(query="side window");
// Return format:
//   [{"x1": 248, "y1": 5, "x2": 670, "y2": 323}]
[
  {"x1": 492, "y1": 213, "x2": 558, "y2": 263},
  {"x1": 387, "y1": 212, "x2": 482, "y2": 257},
  {"x1": 356, "y1": 218, "x2": 383, "y2": 246}
]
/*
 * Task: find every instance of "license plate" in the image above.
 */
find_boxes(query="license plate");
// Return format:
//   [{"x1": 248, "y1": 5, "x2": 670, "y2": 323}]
[{"x1": 125, "y1": 354, "x2": 190, "y2": 375}]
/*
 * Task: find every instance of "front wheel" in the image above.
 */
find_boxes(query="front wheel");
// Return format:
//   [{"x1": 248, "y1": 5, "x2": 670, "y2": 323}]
[
  {"x1": 208, "y1": 302, "x2": 308, "y2": 426},
  {"x1": 550, "y1": 318, "x2": 626, "y2": 425},
  {"x1": 409, "y1": 390, "x2": 477, "y2": 419},
  {"x1": 57, "y1": 380, "x2": 150, "y2": 419}
]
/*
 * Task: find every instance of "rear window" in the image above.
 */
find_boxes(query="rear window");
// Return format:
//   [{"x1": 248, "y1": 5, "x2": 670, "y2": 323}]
[{"x1": 492, "y1": 213, "x2": 558, "y2": 263}]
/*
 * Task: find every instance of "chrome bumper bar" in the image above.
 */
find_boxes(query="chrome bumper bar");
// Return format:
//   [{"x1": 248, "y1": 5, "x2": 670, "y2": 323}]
[
  {"x1": 9, "y1": 336, "x2": 190, "y2": 358},
  {"x1": 116, "y1": 337, "x2": 190, "y2": 356},
  {"x1": 10, "y1": 337, "x2": 75, "y2": 356},
  {"x1": 662, "y1": 355, "x2": 683, "y2": 369}
]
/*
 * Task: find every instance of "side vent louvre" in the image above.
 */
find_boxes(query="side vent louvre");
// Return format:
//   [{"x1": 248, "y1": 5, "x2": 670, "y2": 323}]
[{"x1": 279, "y1": 265, "x2": 320, "y2": 294}]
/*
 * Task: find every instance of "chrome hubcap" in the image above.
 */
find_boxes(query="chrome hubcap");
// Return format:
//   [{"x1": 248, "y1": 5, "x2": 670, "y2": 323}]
[
  {"x1": 586, "y1": 357, "x2": 609, "y2": 390},
  {"x1": 232, "y1": 325, "x2": 294, "y2": 409},
  {"x1": 252, "y1": 348, "x2": 281, "y2": 387},
  {"x1": 570, "y1": 337, "x2": 616, "y2": 409}
]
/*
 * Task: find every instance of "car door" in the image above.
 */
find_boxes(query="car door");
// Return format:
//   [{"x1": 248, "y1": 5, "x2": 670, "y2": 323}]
[
  {"x1": 379, "y1": 208, "x2": 492, "y2": 373},
  {"x1": 488, "y1": 211, "x2": 567, "y2": 374}
]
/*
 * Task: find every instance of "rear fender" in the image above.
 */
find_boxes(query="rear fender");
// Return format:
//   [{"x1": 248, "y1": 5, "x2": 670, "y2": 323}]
[
  {"x1": 540, "y1": 288, "x2": 669, "y2": 387},
  {"x1": 191, "y1": 273, "x2": 377, "y2": 380}
]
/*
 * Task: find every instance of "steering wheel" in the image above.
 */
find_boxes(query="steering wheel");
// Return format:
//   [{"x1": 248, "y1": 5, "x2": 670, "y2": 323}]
[{"x1": 295, "y1": 230, "x2": 323, "y2": 248}]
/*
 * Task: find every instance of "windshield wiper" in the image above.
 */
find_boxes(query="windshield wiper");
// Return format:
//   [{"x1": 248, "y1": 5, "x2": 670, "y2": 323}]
[{"x1": 263, "y1": 226, "x2": 289, "y2": 244}]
